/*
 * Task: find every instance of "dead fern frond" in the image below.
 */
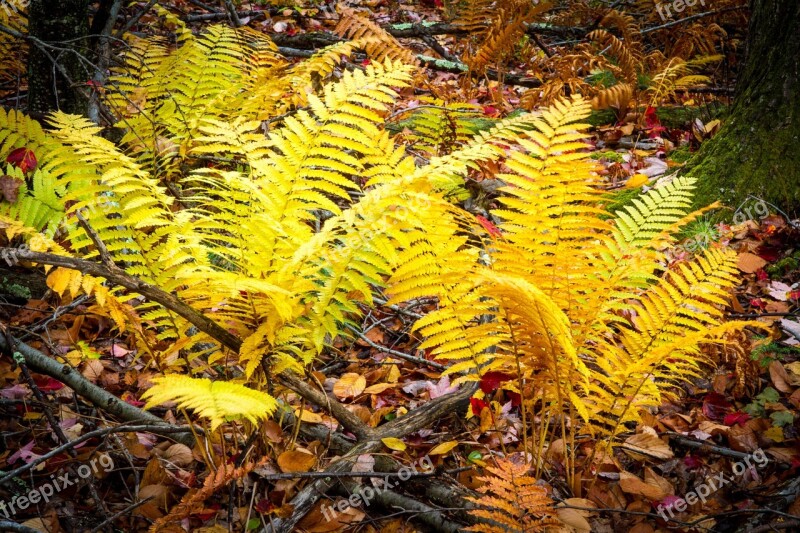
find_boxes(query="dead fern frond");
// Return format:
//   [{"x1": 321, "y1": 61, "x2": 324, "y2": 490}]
[
  {"x1": 464, "y1": 2, "x2": 551, "y2": 74},
  {"x1": 334, "y1": 8, "x2": 419, "y2": 65},
  {"x1": 465, "y1": 9, "x2": 529, "y2": 73},
  {"x1": 669, "y1": 23, "x2": 728, "y2": 58},
  {"x1": 591, "y1": 82, "x2": 634, "y2": 114},
  {"x1": 598, "y1": 9, "x2": 640, "y2": 45},
  {"x1": 149, "y1": 457, "x2": 269, "y2": 532},
  {"x1": 452, "y1": 0, "x2": 495, "y2": 34},
  {"x1": 467, "y1": 458, "x2": 559, "y2": 533},
  {"x1": 588, "y1": 28, "x2": 640, "y2": 84}
]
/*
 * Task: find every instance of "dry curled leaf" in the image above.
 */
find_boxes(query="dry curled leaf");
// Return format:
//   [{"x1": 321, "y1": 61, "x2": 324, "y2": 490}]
[
  {"x1": 277, "y1": 450, "x2": 316, "y2": 473},
  {"x1": 624, "y1": 430, "x2": 673, "y2": 460}
]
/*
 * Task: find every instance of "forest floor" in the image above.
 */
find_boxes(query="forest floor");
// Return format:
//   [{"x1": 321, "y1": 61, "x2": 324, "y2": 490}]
[{"x1": 2, "y1": 1, "x2": 800, "y2": 532}]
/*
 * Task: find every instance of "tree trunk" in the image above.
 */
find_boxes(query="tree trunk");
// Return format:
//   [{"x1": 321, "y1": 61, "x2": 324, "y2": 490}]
[
  {"x1": 685, "y1": 0, "x2": 800, "y2": 216},
  {"x1": 26, "y1": 0, "x2": 89, "y2": 116}
]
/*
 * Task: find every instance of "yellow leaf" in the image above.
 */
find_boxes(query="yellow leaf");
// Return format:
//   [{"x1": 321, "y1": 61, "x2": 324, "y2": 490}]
[
  {"x1": 277, "y1": 450, "x2": 316, "y2": 473},
  {"x1": 295, "y1": 409, "x2": 323, "y2": 424},
  {"x1": 763, "y1": 425, "x2": 784, "y2": 443},
  {"x1": 47, "y1": 268, "x2": 74, "y2": 296},
  {"x1": 364, "y1": 383, "x2": 395, "y2": 394},
  {"x1": 428, "y1": 441, "x2": 458, "y2": 455},
  {"x1": 386, "y1": 365, "x2": 401, "y2": 383},
  {"x1": 381, "y1": 437, "x2": 406, "y2": 451},
  {"x1": 625, "y1": 173, "x2": 649, "y2": 188},
  {"x1": 333, "y1": 373, "x2": 366, "y2": 399}
]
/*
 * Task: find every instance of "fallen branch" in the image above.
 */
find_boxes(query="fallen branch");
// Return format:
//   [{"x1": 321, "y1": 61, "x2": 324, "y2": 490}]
[
  {"x1": 0, "y1": 332, "x2": 196, "y2": 448},
  {"x1": 666, "y1": 432, "x2": 765, "y2": 462},
  {"x1": 270, "y1": 381, "x2": 478, "y2": 532},
  {"x1": 0, "y1": 418, "x2": 196, "y2": 487},
  {"x1": 0, "y1": 521, "x2": 42, "y2": 533},
  {"x1": 278, "y1": 372, "x2": 373, "y2": 441},
  {"x1": 0, "y1": 247, "x2": 242, "y2": 351},
  {"x1": 331, "y1": 482, "x2": 463, "y2": 533},
  {"x1": 345, "y1": 324, "x2": 445, "y2": 371}
]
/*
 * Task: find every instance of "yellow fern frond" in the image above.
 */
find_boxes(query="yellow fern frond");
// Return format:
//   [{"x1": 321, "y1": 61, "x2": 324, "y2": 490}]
[{"x1": 142, "y1": 375, "x2": 277, "y2": 430}]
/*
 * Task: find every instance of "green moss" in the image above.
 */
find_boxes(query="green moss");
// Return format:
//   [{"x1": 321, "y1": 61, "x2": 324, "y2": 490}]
[
  {"x1": 669, "y1": 146, "x2": 693, "y2": 163},
  {"x1": 590, "y1": 150, "x2": 624, "y2": 163},
  {"x1": 586, "y1": 69, "x2": 618, "y2": 89},
  {"x1": 599, "y1": 188, "x2": 641, "y2": 218},
  {"x1": 655, "y1": 103, "x2": 728, "y2": 128},
  {"x1": 765, "y1": 252, "x2": 800, "y2": 277}
]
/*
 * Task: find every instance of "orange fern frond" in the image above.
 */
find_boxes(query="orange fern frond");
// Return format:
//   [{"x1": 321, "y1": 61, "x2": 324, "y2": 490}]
[
  {"x1": 334, "y1": 8, "x2": 419, "y2": 65},
  {"x1": 587, "y1": 28, "x2": 640, "y2": 84},
  {"x1": 591, "y1": 82, "x2": 634, "y2": 113},
  {"x1": 149, "y1": 457, "x2": 268, "y2": 532},
  {"x1": 467, "y1": 458, "x2": 559, "y2": 533}
]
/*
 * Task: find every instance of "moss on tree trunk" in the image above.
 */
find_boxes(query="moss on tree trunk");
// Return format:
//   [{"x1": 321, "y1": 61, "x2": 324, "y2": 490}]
[
  {"x1": 27, "y1": 0, "x2": 89, "y2": 115},
  {"x1": 684, "y1": 0, "x2": 800, "y2": 216}
]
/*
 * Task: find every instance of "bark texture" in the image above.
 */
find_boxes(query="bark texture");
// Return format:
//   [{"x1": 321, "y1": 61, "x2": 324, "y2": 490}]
[
  {"x1": 27, "y1": 0, "x2": 89, "y2": 115},
  {"x1": 685, "y1": 0, "x2": 800, "y2": 215}
]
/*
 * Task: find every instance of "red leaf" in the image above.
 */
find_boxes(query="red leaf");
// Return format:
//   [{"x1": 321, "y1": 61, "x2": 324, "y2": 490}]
[
  {"x1": 756, "y1": 269, "x2": 769, "y2": 281},
  {"x1": 479, "y1": 371, "x2": 514, "y2": 393},
  {"x1": 193, "y1": 503, "x2": 221, "y2": 521},
  {"x1": 702, "y1": 392, "x2": 732, "y2": 421},
  {"x1": 6, "y1": 147, "x2": 37, "y2": 173},
  {"x1": 470, "y1": 397, "x2": 489, "y2": 413},
  {"x1": 750, "y1": 298, "x2": 767, "y2": 310},
  {"x1": 683, "y1": 455, "x2": 702, "y2": 469},
  {"x1": 644, "y1": 106, "x2": 666, "y2": 138},
  {"x1": 505, "y1": 390, "x2": 521, "y2": 407},
  {"x1": 34, "y1": 376, "x2": 64, "y2": 392},
  {"x1": 756, "y1": 245, "x2": 781, "y2": 262},
  {"x1": 655, "y1": 494, "x2": 684, "y2": 511},
  {"x1": 255, "y1": 498, "x2": 273, "y2": 514},
  {"x1": 788, "y1": 290, "x2": 800, "y2": 301},
  {"x1": 724, "y1": 411, "x2": 751, "y2": 426},
  {"x1": 482, "y1": 105, "x2": 499, "y2": 117},
  {"x1": 122, "y1": 392, "x2": 145, "y2": 407},
  {"x1": 475, "y1": 215, "x2": 502, "y2": 239}
]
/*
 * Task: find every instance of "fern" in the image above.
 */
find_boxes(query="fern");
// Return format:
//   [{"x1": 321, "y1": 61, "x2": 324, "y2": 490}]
[
  {"x1": 467, "y1": 458, "x2": 559, "y2": 533},
  {"x1": 334, "y1": 7, "x2": 418, "y2": 66},
  {"x1": 0, "y1": 166, "x2": 64, "y2": 232},
  {"x1": 142, "y1": 375, "x2": 277, "y2": 430}
]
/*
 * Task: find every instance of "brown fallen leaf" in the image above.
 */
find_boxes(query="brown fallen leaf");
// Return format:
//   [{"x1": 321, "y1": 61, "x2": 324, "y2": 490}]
[
  {"x1": 0, "y1": 174, "x2": 22, "y2": 203},
  {"x1": 737, "y1": 252, "x2": 767, "y2": 273},
  {"x1": 769, "y1": 361, "x2": 796, "y2": 393},
  {"x1": 623, "y1": 429, "x2": 674, "y2": 460},
  {"x1": 278, "y1": 450, "x2": 316, "y2": 473},
  {"x1": 618, "y1": 471, "x2": 670, "y2": 500}
]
